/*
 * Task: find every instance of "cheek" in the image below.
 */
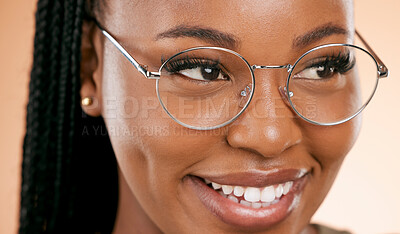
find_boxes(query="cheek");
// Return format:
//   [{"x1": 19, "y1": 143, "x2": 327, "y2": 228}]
[
  {"x1": 100, "y1": 46, "x2": 176, "y2": 175},
  {"x1": 99, "y1": 49, "x2": 220, "y2": 226},
  {"x1": 290, "y1": 116, "x2": 361, "y2": 223},
  {"x1": 305, "y1": 116, "x2": 361, "y2": 163},
  {"x1": 303, "y1": 115, "x2": 361, "y2": 193},
  {"x1": 100, "y1": 45, "x2": 171, "y2": 148}
]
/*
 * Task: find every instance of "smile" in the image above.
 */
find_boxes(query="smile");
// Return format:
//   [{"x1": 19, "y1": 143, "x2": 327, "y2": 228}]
[
  {"x1": 205, "y1": 179, "x2": 293, "y2": 208},
  {"x1": 184, "y1": 169, "x2": 309, "y2": 230}
]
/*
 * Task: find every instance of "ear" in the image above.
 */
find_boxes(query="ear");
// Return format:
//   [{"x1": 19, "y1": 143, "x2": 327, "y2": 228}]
[{"x1": 80, "y1": 20, "x2": 102, "y2": 117}]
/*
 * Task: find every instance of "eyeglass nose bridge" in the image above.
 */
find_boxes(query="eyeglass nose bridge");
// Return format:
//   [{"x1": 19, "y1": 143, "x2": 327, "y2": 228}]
[
  {"x1": 251, "y1": 64, "x2": 293, "y2": 72},
  {"x1": 246, "y1": 64, "x2": 295, "y2": 105}
]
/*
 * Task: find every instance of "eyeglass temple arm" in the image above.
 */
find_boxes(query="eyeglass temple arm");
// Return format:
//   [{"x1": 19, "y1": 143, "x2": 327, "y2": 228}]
[
  {"x1": 355, "y1": 30, "x2": 389, "y2": 78},
  {"x1": 94, "y1": 23, "x2": 389, "y2": 80},
  {"x1": 95, "y1": 22, "x2": 160, "y2": 79}
]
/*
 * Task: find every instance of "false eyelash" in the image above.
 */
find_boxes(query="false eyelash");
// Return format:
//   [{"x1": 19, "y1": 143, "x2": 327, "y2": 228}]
[
  {"x1": 162, "y1": 55, "x2": 221, "y2": 73},
  {"x1": 310, "y1": 52, "x2": 356, "y2": 74}
]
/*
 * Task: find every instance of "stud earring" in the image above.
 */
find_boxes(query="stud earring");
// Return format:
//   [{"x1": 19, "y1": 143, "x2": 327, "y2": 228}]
[{"x1": 81, "y1": 97, "x2": 93, "y2": 106}]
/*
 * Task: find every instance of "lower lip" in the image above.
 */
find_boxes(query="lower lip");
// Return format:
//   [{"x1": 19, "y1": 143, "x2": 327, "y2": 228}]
[{"x1": 184, "y1": 175, "x2": 308, "y2": 231}]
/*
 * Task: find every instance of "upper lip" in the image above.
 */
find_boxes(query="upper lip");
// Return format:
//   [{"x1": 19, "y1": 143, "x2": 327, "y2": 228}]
[{"x1": 192, "y1": 168, "x2": 309, "y2": 187}]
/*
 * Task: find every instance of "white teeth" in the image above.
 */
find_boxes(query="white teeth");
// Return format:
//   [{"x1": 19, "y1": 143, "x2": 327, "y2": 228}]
[
  {"x1": 240, "y1": 200, "x2": 252, "y2": 207},
  {"x1": 262, "y1": 202, "x2": 271, "y2": 207},
  {"x1": 212, "y1": 182, "x2": 222, "y2": 190},
  {"x1": 206, "y1": 178, "x2": 294, "y2": 208},
  {"x1": 283, "y1": 181, "x2": 293, "y2": 195},
  {"x1": 228, "y1": 195, "x2": 238, "y2": 203},
  {"x1": 251, "y1": 202, "x2": 262, "y2": 209},
  {"x1": 218, "y1": 191, "x2": 227, "y2": 198},
  {"x1": 260, "y1": 186, "x2": 275, "y2": 203},
  {"x1": 271, "y1": 199, "x2": 279, "y2": 205},
  {"x1": 244, "y1": 187, "x2": 261, "y2": 202},
  {"x1": 233, "y1": 186, "x2": 245, "y2": 197},
  {"x1": 222, "y1": 185, "x2": 233, "y2": 195},
  {"x1": 275, "y1": 184, "x2": 284, "y2": 198}
]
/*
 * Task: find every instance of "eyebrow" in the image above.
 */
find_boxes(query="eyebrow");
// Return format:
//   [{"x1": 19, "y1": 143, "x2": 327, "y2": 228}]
[
  {"x1": 292, "y1": 23, "x2": 349, "y2": 48},
  {"x1": 156, "y1": 23, "x2": 348, "y2": 51},
  {"x1": 156, "y1": 25, "x2": 239, "y2": 49}
]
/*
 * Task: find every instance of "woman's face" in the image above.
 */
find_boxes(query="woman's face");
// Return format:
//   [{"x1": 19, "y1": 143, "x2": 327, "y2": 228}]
[{"x1": 82, "y1": 0, "x2": 359, "y2": 233}]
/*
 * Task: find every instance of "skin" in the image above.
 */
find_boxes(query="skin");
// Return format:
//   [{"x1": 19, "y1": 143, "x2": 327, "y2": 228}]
[{"x1": 80, "y1": 0, "x2": 359, "y2": 233}]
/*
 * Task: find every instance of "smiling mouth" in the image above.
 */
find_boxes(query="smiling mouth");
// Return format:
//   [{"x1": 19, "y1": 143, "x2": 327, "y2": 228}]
[
  {"x1": 184, "y1": 169, "x2": 309, "y2": 230},
  {"x1": 204, "y1": 178, "x2": 293, "y2": 209}
]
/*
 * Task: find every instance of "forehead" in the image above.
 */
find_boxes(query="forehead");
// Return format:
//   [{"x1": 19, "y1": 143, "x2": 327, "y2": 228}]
[
  {"x1": 105, "y1": 0, "x2": 353, "y2": 36},
  {"x1": 103, "y1": 0, "x2": 354, "y2": 64}
]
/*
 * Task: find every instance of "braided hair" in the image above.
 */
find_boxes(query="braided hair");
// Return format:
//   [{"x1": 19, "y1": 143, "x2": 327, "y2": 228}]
[{"x1": 20, "y1": 0, "x2": 118, "y2": 233}]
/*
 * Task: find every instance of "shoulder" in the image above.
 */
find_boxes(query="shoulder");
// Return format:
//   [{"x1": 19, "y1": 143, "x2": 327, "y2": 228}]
[{"x1": 312, "y1": 224, "x2": 352, "y2": 234}]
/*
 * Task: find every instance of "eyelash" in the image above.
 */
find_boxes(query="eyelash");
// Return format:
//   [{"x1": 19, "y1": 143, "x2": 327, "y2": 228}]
[
  {"x1": 160, "y1": 51, "x2": 355, "y2": 80},
  {"x1": 307, "y1": 52, "x2": 355, "y2": 74},
  {"x1": 162, "y1": 56, "x2": 222, "y2": 73}
]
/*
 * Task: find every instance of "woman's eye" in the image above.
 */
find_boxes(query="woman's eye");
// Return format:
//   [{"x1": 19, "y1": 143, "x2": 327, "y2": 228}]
[
  {"x1": 294, "y1": 65, "x2": 336, "y2": 80},
  {"x1": 294, "y1": 53, "x2": 355, "y2": 80},
  {"x1": 179, "y1": 66, "x2": 228, "y2": 81}
]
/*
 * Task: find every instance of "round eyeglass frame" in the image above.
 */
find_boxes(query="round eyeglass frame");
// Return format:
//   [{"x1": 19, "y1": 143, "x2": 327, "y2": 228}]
[
  {"x1": 156, "y1": 44, "x2": 381, "y2": 130},
  {"x1": 98, "y1": 26, "x2": 389, "y2": 130},
  {"x1": 286, "y1": 43, "x2": 381, "y2": 127},
  {"x1": 156, "y1": 46, "x2": 255, "y2": 130}
]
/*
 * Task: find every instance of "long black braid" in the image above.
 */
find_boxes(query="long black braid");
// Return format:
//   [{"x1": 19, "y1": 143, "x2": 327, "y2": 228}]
[{"x1": 20, "y1": 0, "x2": 118, "y2": 233}]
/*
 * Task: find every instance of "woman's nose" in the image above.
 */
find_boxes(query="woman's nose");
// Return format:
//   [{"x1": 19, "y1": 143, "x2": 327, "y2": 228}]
[{"x1": 226, "y1": 71, "x2": 302, "y2": 158}]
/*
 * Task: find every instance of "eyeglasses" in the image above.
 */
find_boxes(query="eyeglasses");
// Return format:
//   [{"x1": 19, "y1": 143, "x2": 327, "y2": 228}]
[{"x1": 96, "y1": 24, "x2": 389, "y2": 130}]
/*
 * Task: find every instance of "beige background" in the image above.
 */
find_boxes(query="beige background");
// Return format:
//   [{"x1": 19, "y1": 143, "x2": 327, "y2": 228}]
[{"x1": 0, "y1": 1, "x2": 399, "y2": 233}]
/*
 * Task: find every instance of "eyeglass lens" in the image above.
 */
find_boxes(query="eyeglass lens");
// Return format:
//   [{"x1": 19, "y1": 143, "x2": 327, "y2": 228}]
[
  {"x1": 156, "y1": 46, "x2": 378, "y2": 129},
  {"x1": 287, "y1": 45, "x2": 378, "y2": 125},
  {"x1": 157, "y1": 48, "x2": 253, "y2": 129}
]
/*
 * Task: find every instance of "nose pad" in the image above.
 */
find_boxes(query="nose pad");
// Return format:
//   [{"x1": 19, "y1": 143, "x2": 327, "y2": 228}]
[
  {"x1": 239, "y1": 83, "x2": 253, "y2": 108},
  {"x1": 278, "y1": 86, "x2": 293, "y2": 107},
  {"x1": 227, "y1": 85, "x2": 302, "y2": 158}
]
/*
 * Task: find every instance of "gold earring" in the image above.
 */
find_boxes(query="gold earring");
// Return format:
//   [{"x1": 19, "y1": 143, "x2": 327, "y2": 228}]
[{"x1": 81, "y1": 97, "x2": 93, "y2": 106}]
